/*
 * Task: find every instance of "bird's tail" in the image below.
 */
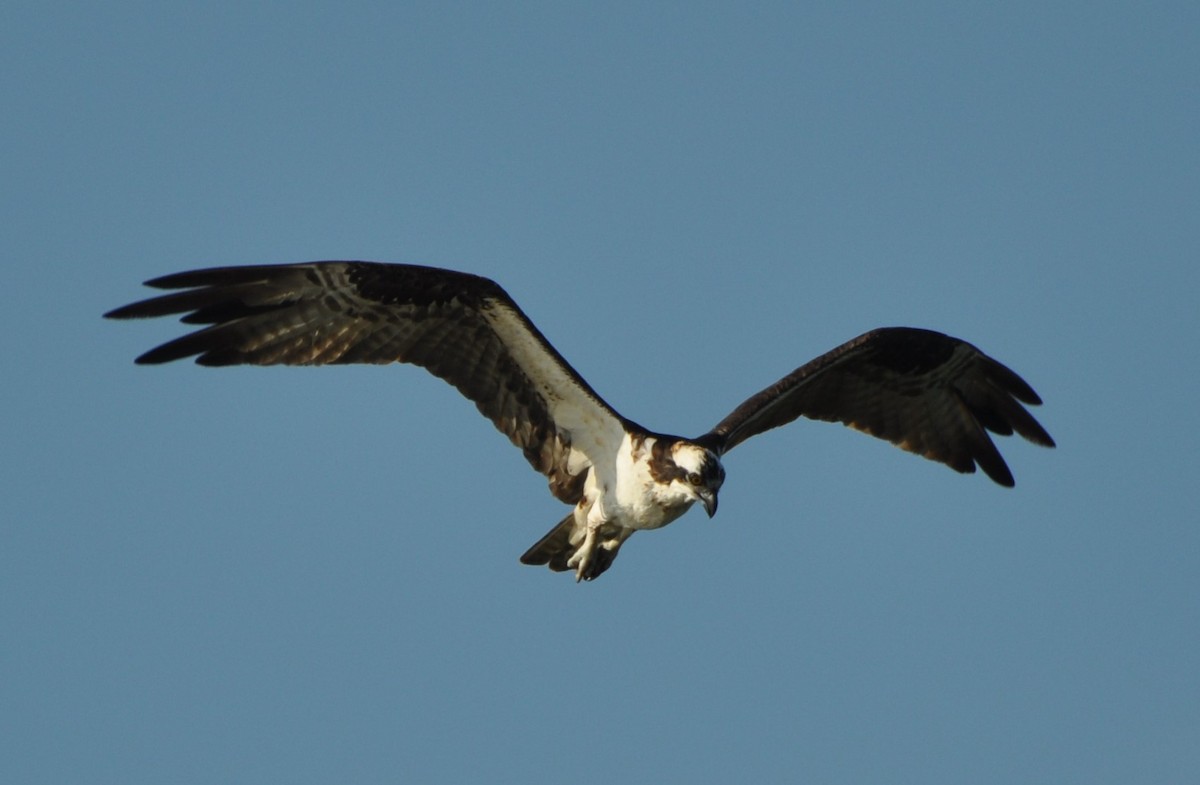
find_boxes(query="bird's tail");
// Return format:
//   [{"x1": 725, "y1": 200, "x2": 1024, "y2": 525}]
[
  {"x1": 519, "y1": 512, "x2": 577, "y2": 573},
  {"x1": 519, "y1": 511, "x2": 629, "y2": 580}
]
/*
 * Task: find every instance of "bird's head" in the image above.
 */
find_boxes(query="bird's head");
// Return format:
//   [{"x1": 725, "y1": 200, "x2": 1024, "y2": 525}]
[{"x1": 668, "y1": 441, "x2": 725, "y2": 518}]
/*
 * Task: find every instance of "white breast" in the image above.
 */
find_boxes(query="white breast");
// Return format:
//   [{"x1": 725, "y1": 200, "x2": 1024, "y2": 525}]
[{"x1": 593, "y1": 434, "x2": 697, "y2": 531}]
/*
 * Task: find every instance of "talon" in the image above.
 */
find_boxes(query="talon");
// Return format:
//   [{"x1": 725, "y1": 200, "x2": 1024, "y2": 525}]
[{"x1": 568, "y1": 528, "x2": 598, "y2": 582}]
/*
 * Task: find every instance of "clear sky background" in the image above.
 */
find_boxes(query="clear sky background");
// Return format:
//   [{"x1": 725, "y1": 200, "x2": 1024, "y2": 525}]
[{"x1": 3, "y1": 2, "x2": 1197, "y2": 783}]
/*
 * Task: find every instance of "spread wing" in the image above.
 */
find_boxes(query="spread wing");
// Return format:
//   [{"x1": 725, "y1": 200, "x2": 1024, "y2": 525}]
[
  {"x1": 700, "y1": 327, "x2": 1054, "y2": 486},
  {"x1": 105, "y1": 261, "x2": 631, "y2": 503}
]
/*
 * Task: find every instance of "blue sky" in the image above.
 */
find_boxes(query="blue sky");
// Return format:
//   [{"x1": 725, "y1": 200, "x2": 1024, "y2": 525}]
[{"x1": 3, "y1": 2, "x2": 1197, "y2": 783}]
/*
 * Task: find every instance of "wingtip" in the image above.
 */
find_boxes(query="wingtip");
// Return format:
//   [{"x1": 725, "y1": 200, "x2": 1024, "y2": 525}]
[
  {"x1": 132, "y1": 347, "x2": 176, "y2": 365},
  {"x1": 103, "y1": 303, "x2": 142, "y2": 320}
]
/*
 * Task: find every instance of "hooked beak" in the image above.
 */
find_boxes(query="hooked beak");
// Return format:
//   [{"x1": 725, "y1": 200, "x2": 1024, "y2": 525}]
[{"x1": 698, "y1": 489, "x2": 718, "y2": 518}]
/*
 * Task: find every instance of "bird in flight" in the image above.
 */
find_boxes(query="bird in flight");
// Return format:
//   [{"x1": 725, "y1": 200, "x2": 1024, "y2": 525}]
[{"x1": 107, "y1": 262, "x2": 1054, "y2": 581}]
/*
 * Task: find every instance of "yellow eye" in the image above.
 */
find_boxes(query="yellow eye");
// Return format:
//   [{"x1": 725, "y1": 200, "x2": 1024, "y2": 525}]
[{"x1": 687, "y1": 472, "x2": 703, "y2": 486}]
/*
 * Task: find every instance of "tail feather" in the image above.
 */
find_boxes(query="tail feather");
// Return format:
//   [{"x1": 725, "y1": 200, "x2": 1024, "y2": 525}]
[
  {"x1": 520, "y1": 511, "x2": 631, "y2": 580},
  {"x1": 519, "y1": 512, "x2": 577, "y2": 573}
]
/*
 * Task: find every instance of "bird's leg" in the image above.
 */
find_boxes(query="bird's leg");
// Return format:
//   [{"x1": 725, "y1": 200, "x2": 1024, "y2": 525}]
[{"x1": 567, "y1": 527, "x2": 598, "y2": 582}]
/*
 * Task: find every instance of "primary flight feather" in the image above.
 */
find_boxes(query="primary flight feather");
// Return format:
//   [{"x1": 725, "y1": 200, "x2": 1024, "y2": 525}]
[{"x1": 107, "y1": 261, "x2": 1054, "y2": 581}]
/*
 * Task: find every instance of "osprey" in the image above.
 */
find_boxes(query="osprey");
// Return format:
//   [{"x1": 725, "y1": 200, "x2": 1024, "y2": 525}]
[{"x1": 107, "y1": 262, "x2": 1055, "y2": 581}]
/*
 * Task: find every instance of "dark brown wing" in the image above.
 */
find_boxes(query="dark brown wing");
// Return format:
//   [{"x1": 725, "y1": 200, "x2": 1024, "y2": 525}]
[
  {"x1": 700, "y1": 327, "x2": 1054, "y2": 486},
  {"x1": 105, "y1": 261, "x2": 631, "y2": 502}
]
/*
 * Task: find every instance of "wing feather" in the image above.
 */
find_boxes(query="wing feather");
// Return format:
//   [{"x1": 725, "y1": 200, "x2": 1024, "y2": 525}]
[
  {"x1": 106, "y1": 262, "x2": 629, "y2": 502},
  {"x1": 701, "y1": 327, "x2": 1054, "y2": 486}
]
